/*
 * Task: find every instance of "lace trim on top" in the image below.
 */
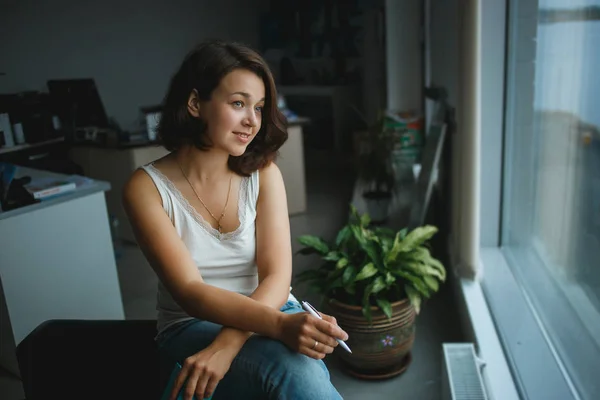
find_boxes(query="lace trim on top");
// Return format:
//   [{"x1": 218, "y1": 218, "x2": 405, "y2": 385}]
[{"x1": 146, "y1": 163, "x2": 250, "y2": 241}]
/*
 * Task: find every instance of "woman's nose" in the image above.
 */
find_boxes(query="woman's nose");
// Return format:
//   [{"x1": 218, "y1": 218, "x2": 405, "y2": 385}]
[{"x1": 245, "y1": 110, "x2": 258, "y2": 127}]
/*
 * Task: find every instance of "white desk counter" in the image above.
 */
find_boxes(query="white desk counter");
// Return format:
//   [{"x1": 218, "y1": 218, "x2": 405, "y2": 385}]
[{"x1": 0, "y1": 166, "x2": 124, "y2": 376}]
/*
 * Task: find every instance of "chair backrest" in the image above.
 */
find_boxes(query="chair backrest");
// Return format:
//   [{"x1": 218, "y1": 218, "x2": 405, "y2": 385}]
[{"x1": 16, "y1": 319, "x2": 161, "y2": 399}]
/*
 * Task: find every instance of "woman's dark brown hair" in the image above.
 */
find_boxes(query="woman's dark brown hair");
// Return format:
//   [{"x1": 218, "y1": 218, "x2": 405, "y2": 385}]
[{"x1": 156, "y1": 39, "x2": 288, "y2": 176}]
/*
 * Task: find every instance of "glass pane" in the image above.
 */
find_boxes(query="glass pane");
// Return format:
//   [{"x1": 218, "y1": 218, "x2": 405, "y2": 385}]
[{"x1": 502, "y1": 0, "x2": 600, "y2": 398}]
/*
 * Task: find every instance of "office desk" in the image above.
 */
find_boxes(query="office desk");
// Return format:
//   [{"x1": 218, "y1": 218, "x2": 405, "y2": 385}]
[{"x1": 0, "y1": 167, "x2": 124, "y2": 376}]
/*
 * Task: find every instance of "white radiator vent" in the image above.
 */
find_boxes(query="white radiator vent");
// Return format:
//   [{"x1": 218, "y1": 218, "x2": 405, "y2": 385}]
[{"x1": 442, "y1": 343, "x2": 488, "y2": 400}]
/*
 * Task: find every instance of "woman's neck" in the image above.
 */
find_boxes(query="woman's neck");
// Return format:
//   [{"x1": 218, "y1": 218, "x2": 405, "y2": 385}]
[{"x1": 174, "y1": 145, "x2": 231, "y2": 184}]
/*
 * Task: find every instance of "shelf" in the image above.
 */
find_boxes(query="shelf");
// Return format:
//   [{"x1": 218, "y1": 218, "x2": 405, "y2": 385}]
[{"x1": 0, "y1": 137, "x2": 65, "y2": 155}]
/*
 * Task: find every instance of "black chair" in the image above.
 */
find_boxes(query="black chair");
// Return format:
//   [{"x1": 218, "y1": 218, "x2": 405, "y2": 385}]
[{"x1": 16, "y1": 319, "x2": 165, "y2": 400}]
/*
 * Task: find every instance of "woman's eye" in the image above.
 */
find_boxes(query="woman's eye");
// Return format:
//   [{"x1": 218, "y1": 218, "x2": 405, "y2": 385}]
[
  {"x1": 255, "y1": 106, "x2": 263, "y2": 113},
  {"x1": 233, "y1": 101, "x2": 243, "y2": 108}
]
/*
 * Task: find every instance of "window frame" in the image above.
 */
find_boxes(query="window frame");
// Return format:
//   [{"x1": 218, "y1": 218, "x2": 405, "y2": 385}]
[{"x1": 479, "y1": 0, "x2": 595, "y2": 399}]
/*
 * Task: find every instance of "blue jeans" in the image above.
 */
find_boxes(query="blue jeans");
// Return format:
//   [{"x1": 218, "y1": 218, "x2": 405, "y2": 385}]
[{"x1": 156, "y1": 300, "x2": 343, "y2": 400}]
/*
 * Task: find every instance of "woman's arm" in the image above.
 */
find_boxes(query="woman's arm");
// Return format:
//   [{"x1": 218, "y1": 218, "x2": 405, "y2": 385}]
[
  {"x1": 211, "y1": 162, "x2": 292, "y2": 348},
  {"x1": 252, "y1": 162, "x2": 293, "y2": 307},
  {"x1": 122, "y1": 169, "x2": 285, "y2": 339}
]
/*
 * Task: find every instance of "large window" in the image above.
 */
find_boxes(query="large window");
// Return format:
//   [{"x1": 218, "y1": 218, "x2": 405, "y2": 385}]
[{"x1": 502, "y1": 0, "x2": 600, "y2": 398}]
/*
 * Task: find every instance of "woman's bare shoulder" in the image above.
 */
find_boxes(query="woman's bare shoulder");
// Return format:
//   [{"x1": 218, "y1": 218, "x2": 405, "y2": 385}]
[
  {"x1": 123, "y1": 168, "x2": 157, "y2": 202},
  {"x1": 258, "y1": 161, "x2": 283, "y2": 186},
  {"x1": 123, "y1": 154, "x2": 175, "y2": 202}
]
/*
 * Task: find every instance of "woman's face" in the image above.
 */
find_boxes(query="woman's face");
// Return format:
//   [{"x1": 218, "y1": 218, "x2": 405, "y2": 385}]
[{"x1": 193, "y1": 68, "x2": 266, "y2": 157}]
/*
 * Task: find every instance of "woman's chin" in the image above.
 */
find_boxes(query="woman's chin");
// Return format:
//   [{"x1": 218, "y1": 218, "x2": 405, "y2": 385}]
[
  {"x1": 228, "y1": 144, "x2": 249, "y2": 157},
  {"x1": 227, "y1": 140, "x2": 254, "y2": 157}
]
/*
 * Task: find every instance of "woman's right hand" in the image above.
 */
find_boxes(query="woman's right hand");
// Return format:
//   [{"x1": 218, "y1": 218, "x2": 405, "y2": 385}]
[{"x1": 277, "y1": 312, "x2": 349, "y2": 359}]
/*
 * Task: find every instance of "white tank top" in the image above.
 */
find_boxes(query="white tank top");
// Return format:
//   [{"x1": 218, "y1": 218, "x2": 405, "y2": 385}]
[{"x1": 139, "y1": 163, "x2": 293, "y2": 336}]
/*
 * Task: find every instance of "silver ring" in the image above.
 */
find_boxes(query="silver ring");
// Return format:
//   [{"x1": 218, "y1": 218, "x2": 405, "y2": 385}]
[{"x1": 312, "y1": 340, "x2": 319, "y2": 350}]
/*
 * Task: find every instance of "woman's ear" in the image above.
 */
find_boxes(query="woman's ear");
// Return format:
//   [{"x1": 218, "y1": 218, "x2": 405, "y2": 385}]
[{"x1": 187, "y1": 89, "x2": 202, "y2": 118}]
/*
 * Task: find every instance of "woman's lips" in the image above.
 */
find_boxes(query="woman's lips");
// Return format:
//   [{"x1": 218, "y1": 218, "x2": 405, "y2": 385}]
[{"x1": 234, "y1": 131, "x2": 251, "y2": 143}]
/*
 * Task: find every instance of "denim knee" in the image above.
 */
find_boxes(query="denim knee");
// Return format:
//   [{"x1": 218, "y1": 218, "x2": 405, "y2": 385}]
[{"x1": 269, "y1": 353, "x2": 341, "y2": 400}]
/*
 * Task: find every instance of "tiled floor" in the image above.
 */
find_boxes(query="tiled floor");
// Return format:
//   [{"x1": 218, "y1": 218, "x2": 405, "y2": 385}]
[{"x1": 0, "y1": 149, "x2": 464, "y2": 399}]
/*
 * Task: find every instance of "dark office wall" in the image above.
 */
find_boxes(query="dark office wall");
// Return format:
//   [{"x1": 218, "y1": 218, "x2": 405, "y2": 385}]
[
  {"x1": 428, "y1": 0, "x2": 459, "y2": 108},
  {"x1": 0, "y1": 0, "x2": 268, "y2": 131}
]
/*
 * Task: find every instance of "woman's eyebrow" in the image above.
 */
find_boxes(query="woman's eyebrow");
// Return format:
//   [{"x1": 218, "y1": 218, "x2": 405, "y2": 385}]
[{"x1": 231, "y1": 91, "x2": 265, "y2": 102}]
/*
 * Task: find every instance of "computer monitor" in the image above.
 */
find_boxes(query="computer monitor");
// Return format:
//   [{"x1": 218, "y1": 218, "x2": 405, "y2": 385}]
[{"x1": 47, "y1": 79, "x2": 109, "y2": 131}]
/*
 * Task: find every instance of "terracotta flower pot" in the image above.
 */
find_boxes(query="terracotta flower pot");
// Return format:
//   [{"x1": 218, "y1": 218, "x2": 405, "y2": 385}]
[{"x1": 327, "y1": 297, "x2": 416, "y2": 379}]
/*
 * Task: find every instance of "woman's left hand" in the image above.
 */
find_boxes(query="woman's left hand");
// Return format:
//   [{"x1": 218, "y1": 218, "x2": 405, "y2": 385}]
[{"x1": 169, "y1": 343, "x2": 238, "y2": 400}]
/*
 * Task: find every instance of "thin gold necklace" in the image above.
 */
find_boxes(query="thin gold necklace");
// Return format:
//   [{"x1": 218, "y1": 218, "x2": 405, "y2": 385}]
[{"x1": 176, "y1": 160, "x2": 233, "y2": 233}]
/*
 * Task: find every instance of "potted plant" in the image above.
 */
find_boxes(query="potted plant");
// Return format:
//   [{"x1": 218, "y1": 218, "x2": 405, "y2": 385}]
[
  {"x1": 295, "y1": 205, "x2": 446, "y2": 379},
  {"x1": 356, "y1": 117, "x2": 397, "y2": 224}
]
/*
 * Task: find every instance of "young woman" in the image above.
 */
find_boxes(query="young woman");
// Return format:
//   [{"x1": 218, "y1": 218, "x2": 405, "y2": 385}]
[{"x1": 122, "y1": 40, "x2": 346, "y2": 400}]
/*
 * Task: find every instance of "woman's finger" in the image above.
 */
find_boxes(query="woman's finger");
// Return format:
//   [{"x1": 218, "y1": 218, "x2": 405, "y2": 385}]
[
  {"x1": 195, "y1": 370, "x2": 212, "y2": 400},
  {"x1": 183, "y1": 366, "x2": 203, "y2": 400},
  {"x1": 169, "y1": 366, "x2": 189, "y2": 400},
  {"x1": 204, "y1": 377, "x2": 220, "y2": 399},
  {"x1": 304, "y1": 325, "x2": 339, "y2": 349},
  {"x1": 302, "y1": 344, "x2": 333, "y2": 360},
  {"x1": 303, "y1": 336, "x2": 335, "y2": 356},
  {"x1": 321, "y1": 313, "x2": 337, "y2": 326},
  {"x1": 314, "y1": 318, "x2": 348, "y2": 341}
]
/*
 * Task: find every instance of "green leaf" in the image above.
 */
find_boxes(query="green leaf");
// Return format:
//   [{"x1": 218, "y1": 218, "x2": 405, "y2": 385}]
[
  {"x1": 371, "y1": 276, "x2": 386, "y2": 294},
  {"x1": 297, "y1": 235, "x2": 330, "y2": 255},
  {"x1": 336, "y1": 257, "x2": 349, "y2": 269},
  {"x1": 423, "y1": 264, "x2": 445, "y2": 281},
  {"x1": 397, "y1": 226, "x2": 438, "y2": 253},
  {"x1": 360, "y1": 212, "x2": 371, "y2": 227},
  {"x1": 362, "y1": 282, "x2": 374, "y2": 307},
  {"x1": 385, "y1": 230, "x2": 405, "y2": 264},
  {"x1": 355, "y1": 263, "x2": 377, "y2": 281},
  {"x1": 362, "y1": 282, "x2": 375, "y2": 324},
  {"x1": 398, "y1": 227, "x2": 408, "y2": 239},
  {"x1": 392, "y1": 270, "x2": 430, "y2": 296},
  {"x1": 342, "y1": 265, "x2": 357, "y2": 285},
  {"x1": 403, "y1": 259, "x2": 445, "y2": 282},
  {"x1": 350, "y1": 225, "x2": 367, "y2": 245},
  {"x1": 323, "y1": 251, "x2": 342, "y2": 262},
  {"x1": 399, "y1": 247, "x2": 447, "y2": 282},
  {"x1": 349, "y1": 204, "x2": 361, "y2": 223},
  {"x1": 374, "y1": 226, "x2": 396, "y2": 238},
  {"x1": 376, "y1": 298, "x2": 393, "y2": 319},
  {"x1": 379, "y1": 236, "x2": 394, "y2": 254},
  {"x1": 386, "y1": 226, "x2": 439, "y2": 265},
  {"x1": 363, "y1": 239, "x2": 384, "y2": 270},
  {"x1": 362, "y1": 303, "x2": 373, "y2": 324},
  {"x1": 405, "y1": 285, "x2": 422, "y2": 314},
  {"x1": 423, "y1": 275, "x2": 439, "y2": 292},
  {"x1": 335, "y1": 226, "x2": 352, "y2": 247},
  {"x1": 385, "y1": 272, "x2": 396, "y2": 286},
  {"x1": 410, "y1": 279, "x2": 431, "y2": 297},
  {"x1": 428, "y1": 257, "x2": 447, "y2": 281}
]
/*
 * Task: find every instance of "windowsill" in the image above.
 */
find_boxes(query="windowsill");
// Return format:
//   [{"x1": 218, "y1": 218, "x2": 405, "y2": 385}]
[
  {"x1": 475, "y1": 247, "x2": 579, "y2": 400},
  {"x1": 453, "y1": 252, "x2": 520, "y2": 400}
]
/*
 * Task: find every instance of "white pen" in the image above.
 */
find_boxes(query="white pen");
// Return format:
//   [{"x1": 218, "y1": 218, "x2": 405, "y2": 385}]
[{"x1": 301, "y1": 301, "x2": 352, "y2": 353}]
